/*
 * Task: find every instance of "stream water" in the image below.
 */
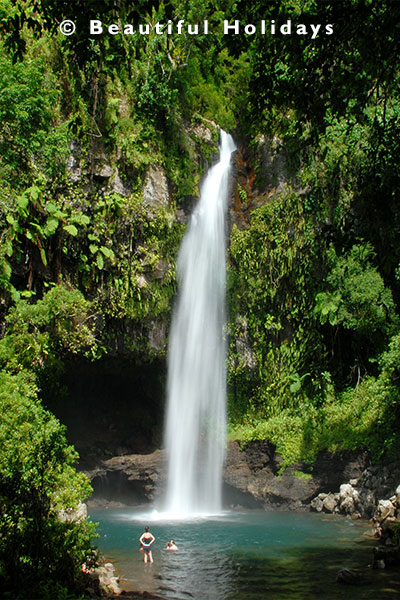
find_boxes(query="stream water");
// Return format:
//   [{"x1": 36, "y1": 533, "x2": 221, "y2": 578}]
[{"x1": 89, "y1": 507, "x2": 400, "y2": 599}]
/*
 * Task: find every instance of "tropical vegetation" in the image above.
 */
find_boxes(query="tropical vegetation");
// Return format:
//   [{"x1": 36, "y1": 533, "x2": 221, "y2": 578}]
[{"x1": 1, "y1": 0, "x2": 400, "y2": 596}]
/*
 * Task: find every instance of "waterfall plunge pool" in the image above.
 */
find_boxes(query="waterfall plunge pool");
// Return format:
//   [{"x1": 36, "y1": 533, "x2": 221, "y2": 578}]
[{"x1": 88, "y1": 507, "x2": 400, "y2": 599}]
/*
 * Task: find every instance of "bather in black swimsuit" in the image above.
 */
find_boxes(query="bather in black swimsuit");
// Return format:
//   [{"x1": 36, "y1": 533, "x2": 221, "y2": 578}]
[{"x1": 142, "y1": 536, "x2": 153, "y2": 553}]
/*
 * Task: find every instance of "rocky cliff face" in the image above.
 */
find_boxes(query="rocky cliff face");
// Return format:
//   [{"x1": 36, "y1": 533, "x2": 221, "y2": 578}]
[
  {"x1": 224, "y1": 441, "x2": 369, "y2": 511},
  {"x1": 229, "y1": 134, "x2": 293, "y2": 231},
  {"x1": 311, "y1": 463, "x2": 400, "y2": 518},
  {"x1": 85, "y1": 440, "x2": 371, "y2": 513}
]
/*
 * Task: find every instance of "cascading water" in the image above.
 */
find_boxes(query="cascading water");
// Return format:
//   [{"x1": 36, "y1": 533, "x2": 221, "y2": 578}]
[{"x1": 163, "y1": 130, "x2": 236, "y2": 517}]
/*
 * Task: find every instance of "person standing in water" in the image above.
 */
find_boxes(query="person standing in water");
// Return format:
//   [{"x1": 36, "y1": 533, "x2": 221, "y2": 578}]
[{"x1": 139, "y1": 526, "x2": 155, "y2": 563}]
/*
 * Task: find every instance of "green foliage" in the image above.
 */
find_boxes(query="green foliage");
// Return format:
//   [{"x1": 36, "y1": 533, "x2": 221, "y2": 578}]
[
  {"x1": 292, "y1": 470, "x2": 313, "y2": 481},
  {"x1": 230, "y1": 409, "x2": 318, "y2": 471},
  {"x1": 315, "y1": 243, "x2": 397, "y2": 335},
  {"x1": 179, "y1": 51, "x2": 237, "y2": 131},
  {"x1": 0, "y1": 285, "x2": 98, "y2": 374},
  {"x1": 226, "y1": 0, "x2": 400, "y2": 467},
  {"x1": 0, "y1": 41, "x2": 69, "y2": 183},
  {"x1": 137, "y1": 43, "x2": 178, "y2": 127},
  {"x1": 1, "y1": 0, "x2": 400, "y2": 545},
  {"x1": 237, "y1": 183, "x2": 247, "y2": 204},
  {"x1": 0, "y1": 371, "x2": 96, "y2": 598},
  {"x1": 231, "y1": 0, "x2": 400, "y2": 136},
  {"x1": 65, "y1": 190, "x2": 184, "y2": 334},
  {"x1": 228, "y1": 188, "x2": 324, "y2": 415},
  {"x1": 229, "y1": 150, "x2": 400, "y2": 462},
  {"x1": 231, "y1": 365, "x2": 400, "y2": 470},
  {"x1": 0, "y1": 284, "x2": 98, "y2": 597}
]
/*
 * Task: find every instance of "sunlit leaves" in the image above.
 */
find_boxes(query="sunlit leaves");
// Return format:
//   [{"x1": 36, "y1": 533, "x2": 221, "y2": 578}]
[{"x1": 63, "y1": 224, "x2": 78, "y2": 236}]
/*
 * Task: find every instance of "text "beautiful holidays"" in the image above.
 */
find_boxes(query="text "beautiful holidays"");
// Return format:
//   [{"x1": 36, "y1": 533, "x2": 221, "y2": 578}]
[{"x1": 59, "y1": 20, "x2": 334, "y2": 39}]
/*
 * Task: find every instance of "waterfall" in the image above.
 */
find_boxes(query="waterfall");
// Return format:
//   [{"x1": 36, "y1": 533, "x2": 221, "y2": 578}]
[{"x1": 163, "y1": 130, "x2": 236, "y2": 517}]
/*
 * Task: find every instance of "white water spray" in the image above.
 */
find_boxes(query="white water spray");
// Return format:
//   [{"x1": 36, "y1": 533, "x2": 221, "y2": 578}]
[{"x1": 163, "y1": 130, "x2": 236, "y2": 517}]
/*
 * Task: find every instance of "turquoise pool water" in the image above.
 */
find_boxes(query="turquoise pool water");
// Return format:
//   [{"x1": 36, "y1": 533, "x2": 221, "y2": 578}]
[{"x1": 89, "y1": 507, "x2": 400, "y2": 599}]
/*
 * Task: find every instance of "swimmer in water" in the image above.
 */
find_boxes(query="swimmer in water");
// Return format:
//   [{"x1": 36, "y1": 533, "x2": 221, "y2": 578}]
[{"x1": 165, "y1": 539, "x2": 178, "y2": 551}]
